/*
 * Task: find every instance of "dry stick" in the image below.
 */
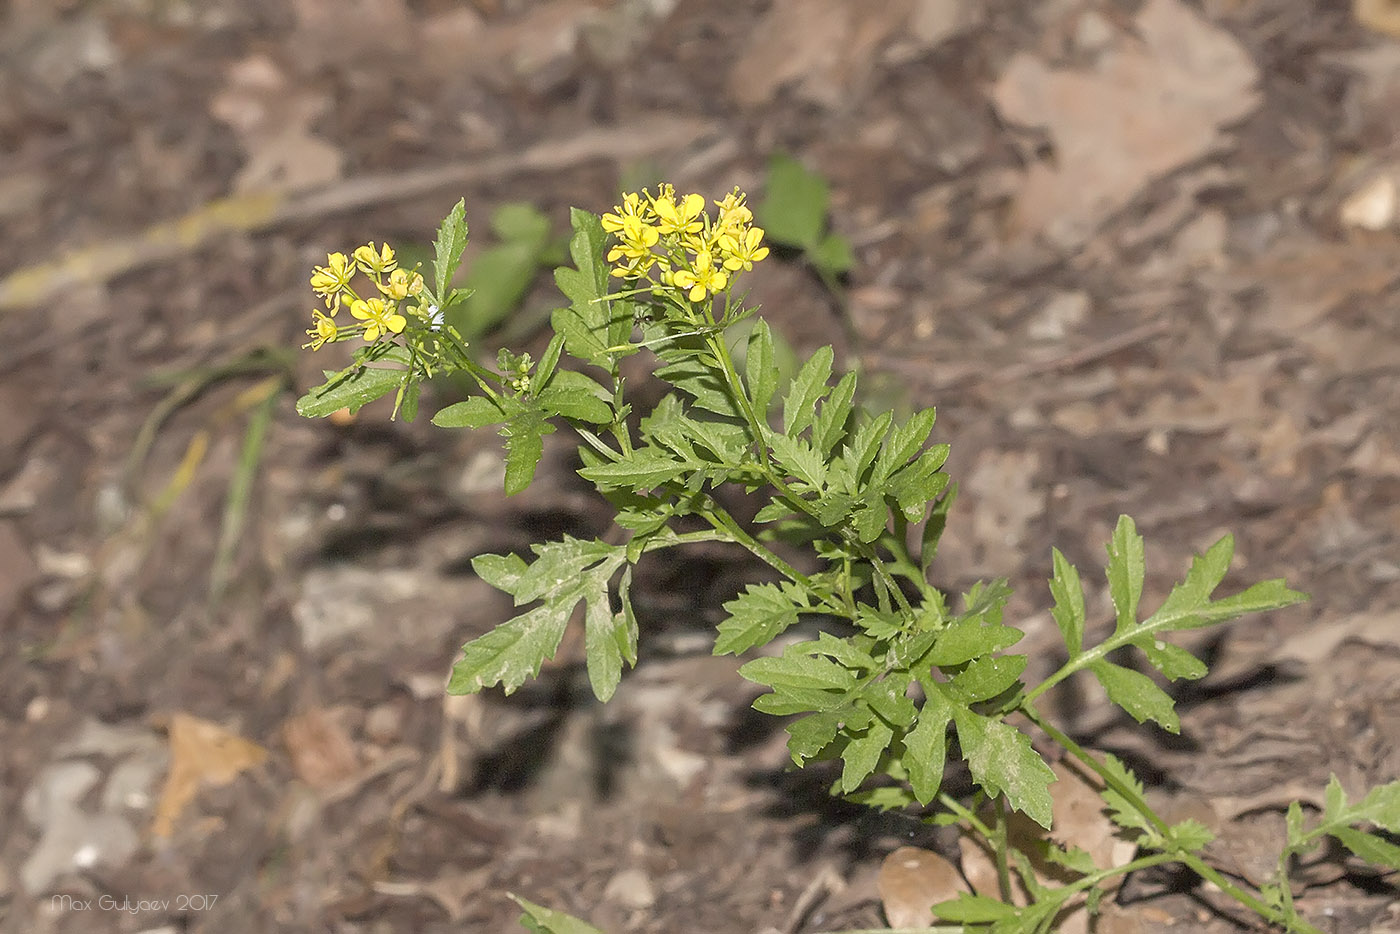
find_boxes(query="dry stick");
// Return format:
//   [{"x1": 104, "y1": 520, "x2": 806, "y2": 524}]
[
  {"x1": 865, "y1": 316, "x2": 1173, "y2": 393},
  {"x1": 0, "y1": 116, "x2": 720, "y2": 312}
]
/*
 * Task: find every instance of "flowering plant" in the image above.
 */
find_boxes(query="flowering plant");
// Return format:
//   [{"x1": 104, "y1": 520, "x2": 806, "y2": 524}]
[{"x1": 296, "y1": 194, "x2": 1400, "y2": 933}]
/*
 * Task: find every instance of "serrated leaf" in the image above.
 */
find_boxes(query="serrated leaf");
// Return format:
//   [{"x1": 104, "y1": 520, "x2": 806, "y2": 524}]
[
  {"x1": 758, "y1": 152, "x2": 830, "y2": 249},
  {"x1": 742, "y1": 650, "x2": 855, "y2": 714},
  {"x1": 904, "y1": 693, "x2": 952, "y2": 805},
  {"x1": 535, "y1": 369, "x2": 612, "y2": 424},
  {"x1": 745, "y1": 319, "x2": 778, "y2": 418},
  {"x1": 1091, "y1": 661, "x2": 1179, "y2": 733},
  {"x1": 447, "y1": 603, "x2": 569, "y2": 695},
  {"x1": 510, "y1": 894, "x2": 606, "y2": 934},
  {"x1": 1350, "y1": 779, "x2": 1400, "y2": 831},
  {"x1": 1287, "y1": 800, "x2": 1307, "y2": 846},
  {"x1": 1106, "y1": 515, "x2": 1145, "y2": 634},
  {"x1": 782, "y1": 344, "x2": 834, "y2": 436},
  {"x1": 769, "y1": 433, "x2": 827, "y2": 489},
  {"x1": 551, "y1": 306, "x2": 611, "y2": 366},
  {"x1": 431, "y1": 198, "x2": 469, "y2": 304},
  {"x1": 919, "y1": 484, "x2": 957, "y2": 577},
  {"x1": 1049, "y1": 547, "x2": 1085, "y2": 655},
  {"x1": 812, "y1": 370, "x2": 857, "y2": 456},
  {"x1": 715, "y1": 582, "x2": 802, "y2": 656},
  {"x1": 950, "y1": 655, "x2": 1027, "y2": 703},
  {"x1": 841, "y1": 410, "x2": 892, "y2": 485},
  {"x1": 535, "y1": 331, "x2": 566, "y2": 388},
  {"x1": 927, "y1": 620, "x2": 1024, "y2": 667},
  {"x1": 841, "y1": 719, "x2": 894, "y2": 793},
  {"x1": 1166, "y1": 817, "x2": 1215, "y2": 851},
  {"x1": 511, "y1": 536, "x2": 619, "y2": 603},
  {"x1": 472, "y1": 552, "x2": 528, "y2": 592},
  {"x1": 432, "y1": 395, "x2": 505, "y2": 429},
  {"x1": 874, "y1": 406, "x2": 937, "y2": 481},
  {"x1": 1330, "y1": 827, "x2": 1400, "y2": 869},
  {"x1": 951, "y1": 707, "x2": 1056, "y2": 829},
  {"x1": 1153, "y1": 533, "x2": 1233, "y2": 619},
  {"x1": 583, "y1": 568, "x2": 629, "y2": 702},
  {"x1": 579, "y1": 448, "x2": 686, "y2": 491},
  {"x1": 296, "y1": 363, "x2": 406, "y2": 417},
  {"x1": 787, "y1": 709, "x2": 844, "y2": 764},
  {"x1": 1135, "y1": 636, "x2": 1207, "y2": 681},
  {"x1": 653, "y1": 355, "x2": 745, "y2": 419},
  {"x1": 503, "y1": 406, "x2": 552, "y2": 495}
]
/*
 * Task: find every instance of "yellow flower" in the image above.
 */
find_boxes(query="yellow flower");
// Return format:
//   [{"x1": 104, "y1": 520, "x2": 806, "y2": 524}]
[
  {"x1": 303, "y1": 310, "x2": 338, "y2": 350},
  {"x1": 380, "y1": 268, "x2": 424, "y2": 300},
  {"x1": 715, "y1": 190, "x2": 753, "y2": 230},
  {"x1": 719, "y1": 225, "x2": 770, "y2": 272},
  {"x1": 309, "y1": 252, "x2": 355, "y2": 311},
  {"x1": 353, "y1": 241, "x2": 397, "y2": 275},
  {"x1": 350, "y1": 297, "x2": 407, "y2": 342},
  {"x1": 672, "y1": 250, "x2": 728, "y2": 302},
  {"x1": 601, "y1": 192, "x2": 652, "y2": 232},
  {"x1": 606, "y1": 218, "x2": 660, "y2": 274},
  {"x1": 652, "y1": 191, "x2": 706, "y2": 237}
]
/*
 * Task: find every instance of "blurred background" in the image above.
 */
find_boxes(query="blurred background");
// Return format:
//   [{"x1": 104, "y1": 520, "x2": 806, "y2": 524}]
[{"x1": 2, "y1": 0, "x2": 1399, "y2": 931}]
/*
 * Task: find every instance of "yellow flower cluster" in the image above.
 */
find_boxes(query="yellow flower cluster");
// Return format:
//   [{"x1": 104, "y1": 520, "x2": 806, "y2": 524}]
[
  {"x1": 305, "y1": 242, "x2": 428, "y2": 349},
  {"x1": 601, "y1": 186, "x2": 770, "y2": 301}
]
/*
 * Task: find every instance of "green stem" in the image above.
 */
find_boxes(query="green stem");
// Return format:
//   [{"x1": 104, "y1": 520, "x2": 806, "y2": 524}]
[{"x1": 1020, "y1": 703, "x2": 1312, "y2": 931}]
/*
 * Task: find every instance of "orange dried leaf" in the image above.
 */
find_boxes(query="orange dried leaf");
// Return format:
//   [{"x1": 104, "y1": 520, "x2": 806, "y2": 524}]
[{"x1": 152, "y1": 713, "x2": 268, "y2": 838}]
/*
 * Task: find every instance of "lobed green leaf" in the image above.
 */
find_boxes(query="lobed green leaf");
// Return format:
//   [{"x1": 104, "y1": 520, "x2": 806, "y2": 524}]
[
  {"x1": 782, "y1": 344, "x2": 834, "y2": 437},
  {"x1": 1090, "y1": 661, "x2": 1179, "y2": 733},
  {"x1": 431, "y1": 197, "x2": 469, "y2": 304},
  {"x1": 951, "y1": 706, "x2": 1056, "y2": 829},
  {"x1": 1106, "y1": 515, "x2": 1145, "y2": 635}
]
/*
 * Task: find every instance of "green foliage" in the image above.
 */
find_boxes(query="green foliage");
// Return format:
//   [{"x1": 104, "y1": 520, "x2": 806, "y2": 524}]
[
  {"x1": 757, "y1": 152, "x2": 853, "y2": 283},
  {"x1": 292, "y1": 199, "x2": 1398, "y2": 934},
  {"x1": 447, "y1": 202, "x2": 563, "y2": 342}
]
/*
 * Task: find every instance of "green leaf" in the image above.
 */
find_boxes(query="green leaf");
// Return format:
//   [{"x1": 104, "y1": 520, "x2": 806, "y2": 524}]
[
  {"x1": 1350, "y1": 779, "x2": 1400, "y2": 831},
  {"x1": 1153, "y1": 533, "x2": 1233, "y2": 620},
  {"x1": 903, "y1": 692, "x2": 952, "y2": 804},
  {"x1": 812, "y1": 370, "x2": 857, "y2": 457},
  {"x1": 511, "y1": 536, "x2": 618, "y2": 603},
  {"x1": 296, "y1": 363, "x2": 406, "y2": 417},
  {"x1": 431, "y1": 197, "x2": 469, "y2": 304},
  {"x1": 769, "y1": 434, "x2": 827, "y2": 489},
  {"x1": 579, "y1": 448, "x2": 687, "y2": 491},
  {"x1": 432, "y1": 395, "x2": 505, "y2": 429},
  {"x1": 758, "y1": 152, "x2": 830, "y2": 249},
  {"x1": 1134, "y1": 636, "x2": 1207, "y2": 681},
  {"x1": 874, "y1": 406, "x2": 937, "y2": 481},
  {"x1": 447, "y1": 604, "x2": 569, "y2": 695},
  {"x1": 715, "y1": 582, "x2": 803, "y2": 655},
  {"x1": 927, "y1": 620, "x2": 1024, "y2": 667},
  {"x1": 503, "y1": 406, "x2": 552, "y2": 496},
  {"x1": 840, "y1": 410, "x2": 892, "y2": 485},
  {"x1": 510, "y1": 894, "x2": 606, "y2": 934},
  {"x1": 950, "y1": 655, "x2": 1027, "y2": 703},
  {"x1": 787, "y1": 709, "x2": 844, "y2": 764},
  {"x1": 551, "y1": 306, "x2": 611, "y2": 367},
  {"x1": 812, "y1": 231, "x2": 855, "y2": 275},
  {"x1": 782, "y1": 344, "x2": 834, "y2": 436},
  {"x1": 583, "y1": 564, "x2": 631, "y2": 702},
  {"x1": 1090, "y1": 661, "x2": 1179, "y2": 733},
  {"x1": 951, "y1": 706, "x2": 1056, "y2": 829},
  {"x1": 745, "y1": 318, "x2": 778, "y2": 419},
  {"x1": 1049, "y1": 548, "x2": 1085, "y2": 655},
  {"x1": 1330, "y1": 827, "x2": 1400, "y2": 870},
  {"x1": 473, "y1": 552, "x2": 527, "y2": 592},
  {"x1": 536, "y1": 369, "x2": 613, "y2": 424},
  {"x1": 1106, "y1": 515, "x2": 1145, "y2": 634},
  {"x1": 1166, "y1": 818, "x2": 1216, "y2": 851},
  {"x1": 841, "y1": 719, "x2": 894, "y2": 793},
  {"x1": 742, "y1": 648, "x2": 856, "y2": 714},
  {"x1": 930, "y1": 893, "x2": 1018, "y2": 923}
]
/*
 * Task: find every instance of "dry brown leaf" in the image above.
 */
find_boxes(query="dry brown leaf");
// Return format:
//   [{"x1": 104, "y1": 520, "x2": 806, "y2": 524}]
[
  {"x1": 877, "y1": 845, "x2": 969, "y2": 928},
  {"x1": 1356, "y1": 0, "x2": 1400, "y2": 38},
  {"x1": 282, "y1": 708, "x2": 361, "y2": 790},
  {"x1": 1267, "y1": 611, "x2": 1400, "y2": 667},
  {"x1": 152, "y1": 713, "x2": 267, "y2": 838},
  {"x1": 728, "y1": 0, "x2": 914, "y2": 108},
  {"x1": 1048, "y1": 758, "x2": 1138, "y2": 878},
  {"x1": 992, "y1": 0, "x2": 1259, "y2": 247}
]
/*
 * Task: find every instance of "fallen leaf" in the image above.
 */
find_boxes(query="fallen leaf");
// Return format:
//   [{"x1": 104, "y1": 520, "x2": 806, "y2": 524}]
[
  {"x1": 992, "y1": 0, "x2": 1259, "y2": 247},
  {"x1": 152, "y1": 714, "x2": 267, "y2": 838},
  {"x1": 282, "y1": 708, "x2": 360, "y2": 790},
  {"x1": 877, "y1": 845, "x2": 968, "y2": 928}
]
